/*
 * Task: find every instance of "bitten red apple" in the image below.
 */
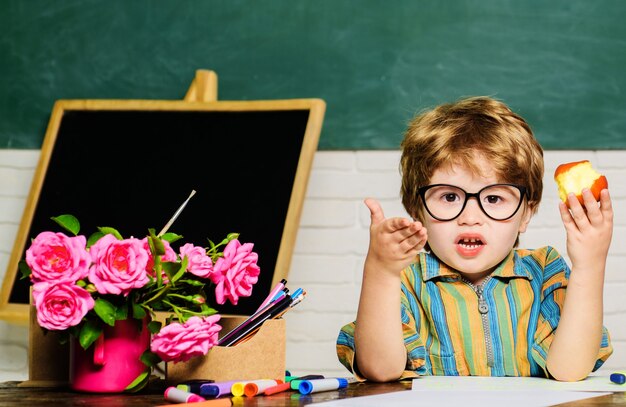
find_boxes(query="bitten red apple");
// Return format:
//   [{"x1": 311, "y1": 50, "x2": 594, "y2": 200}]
[{"x1": 554, "y1": 160, "x2": 608, "y2": 207}]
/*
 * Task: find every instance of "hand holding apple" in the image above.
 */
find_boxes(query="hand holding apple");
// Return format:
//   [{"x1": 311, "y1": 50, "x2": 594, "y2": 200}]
[{"x1": 553, "y1": 160, "x2": 608, "y2": 208}]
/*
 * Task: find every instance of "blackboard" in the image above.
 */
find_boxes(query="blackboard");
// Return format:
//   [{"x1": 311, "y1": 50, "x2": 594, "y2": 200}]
[
  {"x1": 0, "y1": 98, "x2": 325, "y2": 323},
  {"x1": 1, "y1": 0, "x2": 626, "y2": 150}
]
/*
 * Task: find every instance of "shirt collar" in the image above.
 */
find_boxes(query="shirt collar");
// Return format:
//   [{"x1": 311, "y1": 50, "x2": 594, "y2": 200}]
[{"x1": 420, "y1": 250, "x2": 534, "y2": 282}]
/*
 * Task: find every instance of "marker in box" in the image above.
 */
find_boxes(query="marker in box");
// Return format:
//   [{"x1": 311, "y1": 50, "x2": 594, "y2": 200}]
[{"x1": 298, "y1": 378, "x2": 349, "y2": 395}]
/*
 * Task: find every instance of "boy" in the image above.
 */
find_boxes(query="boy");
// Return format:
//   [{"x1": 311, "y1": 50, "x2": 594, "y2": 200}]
[{"x1": 337, "y1": 96, "x2": 613, "y2": 382}]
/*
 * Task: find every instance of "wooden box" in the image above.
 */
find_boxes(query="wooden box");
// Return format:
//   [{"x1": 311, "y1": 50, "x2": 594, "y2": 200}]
[{"x1": 166, "y1": 318, "x2": 286, "y2": 384}]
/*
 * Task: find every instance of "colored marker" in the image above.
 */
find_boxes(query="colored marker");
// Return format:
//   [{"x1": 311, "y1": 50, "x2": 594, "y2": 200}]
[
  {"x1": 289, "y1": 375, "x2": 325, "y2": 390},
  {"x1": 290, "y1": 287, "x2": 303, "y2": 300},
  {"x1": 232, "y1": 380, "x2": 281, "y2": 397},
  {"x1": 164, "y1": 386, "x2": 206, "y2": 403},
  {"x1": 160, "y1": 399, "x2": 232, "y2": 407},
  {"x1": 256, "y1": 279, "x2": 287, "y2": 312},
  {"x1": 199, "y1": 380, "x2": 241, "y2": 397},
  {"x1": 610, "y1": 371, "x2": 626, "y2": 384},
  {"x1": 244, "y1": 379, "x2": 284, "y2": 397},
  {"x1": 177, "y1": 379, "x2": 215, "y2": 394},
  {"x1": 264, "y1": 382, "x2": 293, "y2": 396},
  {"x1": 298, "y1": 378, "x2": 349, "y2": 395}
]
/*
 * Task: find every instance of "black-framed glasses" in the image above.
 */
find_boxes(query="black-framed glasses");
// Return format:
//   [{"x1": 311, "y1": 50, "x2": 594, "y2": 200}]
[{"x1": 417, "y1": 183, "x2": 528, "y2": 221}]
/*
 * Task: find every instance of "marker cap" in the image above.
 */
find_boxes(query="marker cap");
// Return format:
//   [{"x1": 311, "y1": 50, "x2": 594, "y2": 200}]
[{"x1": 610, "y1": 372, "x2": 626, "y2": 385}]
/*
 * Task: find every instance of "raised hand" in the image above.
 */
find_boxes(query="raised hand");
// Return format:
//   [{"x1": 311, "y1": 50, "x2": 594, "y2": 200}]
[
  {"x1": 364, "y1": 198, "x2": 428, "y2": 276},
  {"x1": 558, "y1": 188, "x2": 613, "y2": 273}
]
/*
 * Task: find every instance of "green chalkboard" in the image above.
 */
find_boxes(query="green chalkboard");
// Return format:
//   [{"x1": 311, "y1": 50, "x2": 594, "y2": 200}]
[{"x1": 2, "y1": 0, "x2": 626, "y2": 149}]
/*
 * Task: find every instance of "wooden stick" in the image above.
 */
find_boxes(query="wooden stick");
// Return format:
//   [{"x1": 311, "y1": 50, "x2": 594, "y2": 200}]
[{"x1": 158, "y1": 190, "x2": 196, "y2": 236}]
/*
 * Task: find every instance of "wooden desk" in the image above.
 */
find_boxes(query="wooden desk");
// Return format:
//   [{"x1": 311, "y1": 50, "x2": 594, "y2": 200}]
[{"x1": 1, "y1": 380, "x2": 625, "y2": 406}]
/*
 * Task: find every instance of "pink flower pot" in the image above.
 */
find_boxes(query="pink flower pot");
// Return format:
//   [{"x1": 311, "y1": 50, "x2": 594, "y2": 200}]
[{"x1": 69, "y1": 318, "x2": 151, "y2": 393}]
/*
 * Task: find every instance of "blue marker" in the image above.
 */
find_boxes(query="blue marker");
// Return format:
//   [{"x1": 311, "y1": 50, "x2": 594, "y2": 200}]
[
  {"x1": 298, "y1": 378, "x2": 348, "y2": 394},
  {"x1": 610, "y1": 371, "x2": 626, "y2": 385},
  {"x1": 290, "y1": 287, "x2": 303, "y2": 300}
]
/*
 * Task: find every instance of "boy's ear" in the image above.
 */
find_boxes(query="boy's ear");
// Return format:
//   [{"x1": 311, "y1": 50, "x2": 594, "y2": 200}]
[{"x1": 518, "y1": 202, "x2": 535, "y2": 233}]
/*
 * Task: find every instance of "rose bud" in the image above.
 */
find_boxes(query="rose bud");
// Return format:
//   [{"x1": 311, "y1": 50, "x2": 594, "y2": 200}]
[{"x1": 554, "y1": 160, "x2": 608, "y2": 207}]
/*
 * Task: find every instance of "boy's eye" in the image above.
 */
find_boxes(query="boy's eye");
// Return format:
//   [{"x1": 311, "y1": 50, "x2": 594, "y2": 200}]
[
  {"x1": 485, "y1": 195, "x2": 502, "y2": 204},
  {"x1": 442, "y1": 193, "x2": 460, "y2": 203}
]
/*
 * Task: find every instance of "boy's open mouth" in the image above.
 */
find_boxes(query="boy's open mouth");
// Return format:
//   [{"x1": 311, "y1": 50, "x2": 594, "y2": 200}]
[{"x1": 457, "y1": 237, "x2": 484, "y2": 249}]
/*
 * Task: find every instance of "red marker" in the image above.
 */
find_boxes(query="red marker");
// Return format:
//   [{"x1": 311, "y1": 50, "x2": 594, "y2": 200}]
[{"x1": 264, "y1": 381, "x2": 293, "y2": 395}]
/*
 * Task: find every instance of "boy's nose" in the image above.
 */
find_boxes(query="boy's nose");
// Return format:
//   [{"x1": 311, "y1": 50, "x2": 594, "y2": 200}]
[{"x1": 457, "y1": 197, "x2": 484, "y2": 224}]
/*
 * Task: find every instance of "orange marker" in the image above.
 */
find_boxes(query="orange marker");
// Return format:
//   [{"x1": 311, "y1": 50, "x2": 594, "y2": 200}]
[{"x1": 243, "y1": 379, "x2": 284, "y2": 397}]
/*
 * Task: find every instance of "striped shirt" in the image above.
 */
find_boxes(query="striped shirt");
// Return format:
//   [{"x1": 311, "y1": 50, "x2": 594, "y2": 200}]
[{"x1": 337, "y1": 247, "x2": 612, "y2": 380}]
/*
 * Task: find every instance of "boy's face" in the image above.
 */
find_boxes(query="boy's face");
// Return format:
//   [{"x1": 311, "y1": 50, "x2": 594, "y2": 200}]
[{"x1": 423, "y1": 155, "x2": 532, "y2": 284}]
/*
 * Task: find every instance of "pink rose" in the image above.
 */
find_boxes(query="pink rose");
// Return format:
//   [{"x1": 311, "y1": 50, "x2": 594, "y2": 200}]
[
  {"x1": 150, "y1": 315, "x2": 221, "y2": 363},
  {"x1": 210, "y1": 240, "x2": 260, "y2": 305},
  {"x1": 25, "y1": 232, "x2": 91, "y2": 283},
  {"x1": 179, "y1": 243, "x2": 213, "y2": 278},
  {"x1": 32, "y1": 281, "x2": 94, "y2": 331},
  {"x1": 142, "y1": 238, "x2": 177, "y2": 283},
  {"x1": 88, "y1": 234, "x2": 149, "y2": 296}
]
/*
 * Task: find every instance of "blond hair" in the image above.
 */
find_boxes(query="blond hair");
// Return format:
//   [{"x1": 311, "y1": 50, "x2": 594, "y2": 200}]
[{"x1": 400, "y1": 96, "x2": 544, "y2": 230}]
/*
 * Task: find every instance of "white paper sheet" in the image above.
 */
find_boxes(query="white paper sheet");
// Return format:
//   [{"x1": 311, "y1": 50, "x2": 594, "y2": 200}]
[
  {"x1": 411, "y1": 375, "x2": 624, "y2": 392},
  {"x1": 312, "y1": 376, "x2": 624, "y2": 407},
  {"x1": 312, "y1": 389, "x2": 611, "y2": 407}
]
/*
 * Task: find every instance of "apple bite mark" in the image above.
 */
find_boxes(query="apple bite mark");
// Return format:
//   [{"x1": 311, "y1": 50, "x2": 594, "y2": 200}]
[{"x1": 554, "y1": 160, "x2": 608, "y2": 207}]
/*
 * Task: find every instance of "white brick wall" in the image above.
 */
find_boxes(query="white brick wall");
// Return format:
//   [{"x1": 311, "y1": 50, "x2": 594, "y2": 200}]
[{"x1": 0, "y1": 149, "x2": 624, "y2": 381}]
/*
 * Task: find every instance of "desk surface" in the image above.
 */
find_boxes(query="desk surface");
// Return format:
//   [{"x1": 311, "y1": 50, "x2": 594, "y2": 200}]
[{"x1": 1, "y1": 380, "x2": 625, "y2": 406}]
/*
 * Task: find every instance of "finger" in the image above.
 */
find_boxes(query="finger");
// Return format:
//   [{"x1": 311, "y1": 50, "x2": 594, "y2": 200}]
[
  {"x1": 387, "y1": 217, "x2": 413, "y2": 233},
  {"x1": 581, "y1": 188, "x2": 603, "y2": 225},
  {"x1": 558, "y1": 201, "x2": 578, "y2": 233},
  {"x1": 364, "y1": 198, "x2": 385, "y2": 225},
  {"x1": 567, "y1": 193, "x2": 590, "y2": 229},
  {"x1": 400, "y1": 226, "x2": 428, "y2": 253},
  {"x1": 599, "y1": 189, "x2": 613, "y2": 220}
]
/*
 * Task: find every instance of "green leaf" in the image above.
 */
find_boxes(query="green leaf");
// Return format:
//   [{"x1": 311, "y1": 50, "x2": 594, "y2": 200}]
[
  {"x1": 148, "y1": 234, "x2": 165, "y2": 256},
  {"x1": 132, "y1": 302, "x2": 147, "y2": 319},
  {"x1": 94, "y1": 298, "x2": 117, "y2": 326},
  {"x1": 79, "y1": 320, "x2": 103, "y2": 349},
  {"x1": 51, "y1": 214, "x2": 80, "y2": 236},
  {"x1": 124, "y1": 370, "x2": 150, "y2": 393},
  {"x1": 161, "y1": 232, "x2": 183, "y2": 244},
  {"x1": 226, "y1": 232, "x2": 240, "y2": 241},
  {"x1": 18, "y1": 260, "x2": 31, "y2": 280},
  {"x1": 115, "y1": 303, "x2": 128, "y2": 320},
  {"x1": 86, "y1": 231, "x2": 105, "y2": 248},
  {"x1": 147, "y1": 320, "x2": 162, "y2": 334},
  {"x1": 161, "y1": 262, "x2": 179, "y2": 282},
  {"x1": 98, "y1": 226, "x2": 123, "y2": 240},
  {"x1": 140, "y1": 350, "x2": 162, "y2": 367},
  {"x1": 171, "y1": 256, "x2": 188, "y2": 283}
]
